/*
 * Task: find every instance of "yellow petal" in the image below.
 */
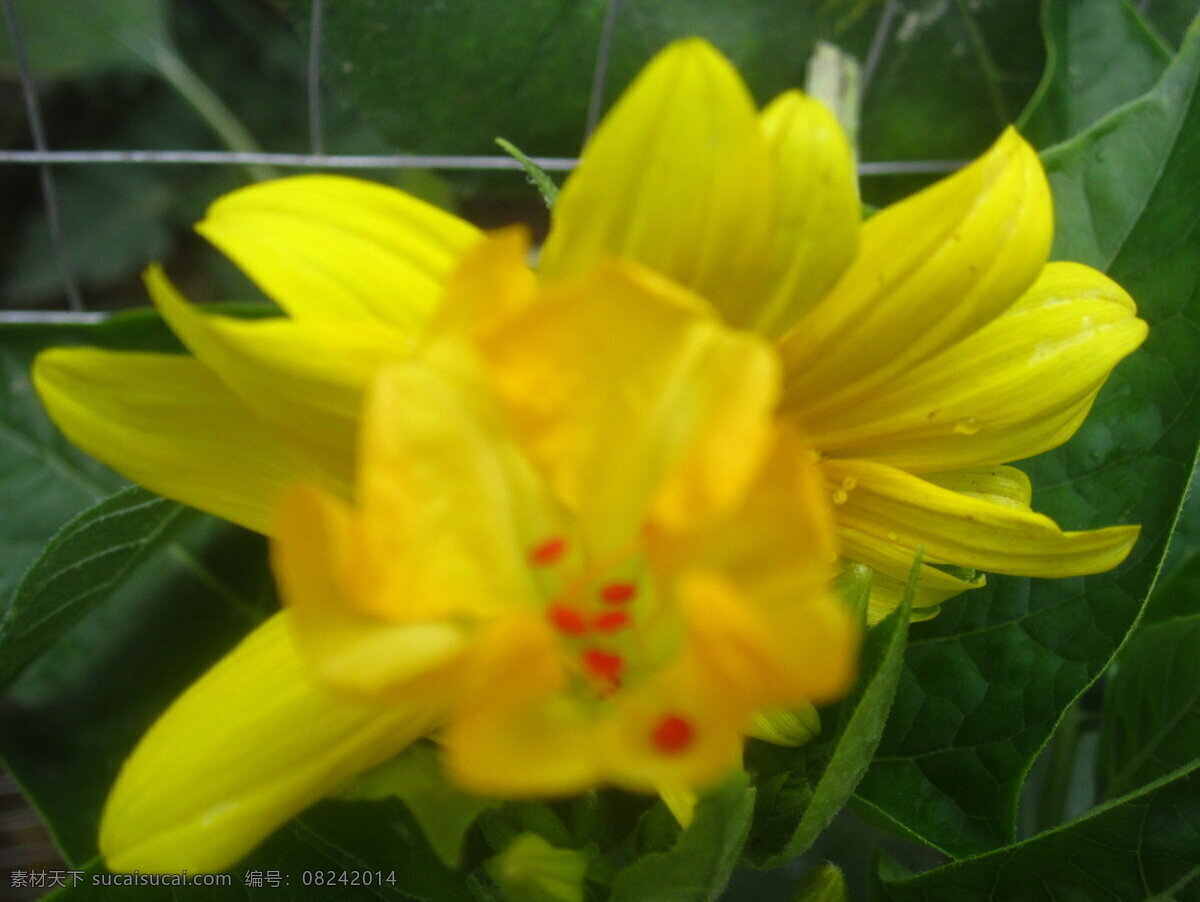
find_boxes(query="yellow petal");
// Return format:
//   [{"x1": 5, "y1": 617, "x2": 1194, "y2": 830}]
[
  {"x1": 750, "y1": 91, "x2": 860, "y2": 338},
  {"x1": 272, "y1": 485, "x2": 467, "y2": 696},
  {"x1": 655, "y1": 431, "x2": 837, "y2": 593},
  {"x1": 925, "y1": 465, "x2": 1032, "y2": 509},
  {"x1": 839, "y1": 525, "x2": 985, "y2": 623},
  {"x1": 863, "y1": 573, "x2": 948, "y2": 625},
  {"x1": 597, "y1": 647, "x2": 747, "y2": 794},
  {"x1": 100, "y1": 612, "x2": 441, "y2": 872},
  {"x1": 678, "y1": 571, "x2": 857, "y2": 707},
  {"x1": 33, "y1": 349, "x2": 346, "y2": 534},
  {"x1": 474, "y1": 256, "x2": 778, "y2": 554},
  {"x1": 825, "y1": 459, "x2": 1140, "y2": 577},
  {"x1": 444, "y1": 617, "x2": 602, "y2": 796},
  {"x1": 353, "y1": 362, "x2": 558, "y2": 621},
  {"x1": 197, "y1": 174, "x2": 478, "y2": 327},
  {"x1": 538, "y1": 39, "x2": 777, "y2": 327},
  {"x1": 802, "y1": 262, "x2": 1148, "y2": 471},
  {"x1": 780, "y1": 128, "x2": 1052, "y2": 419},
  {"x1": 146, "y1": 265, "x2": 403, "y2": 476}
]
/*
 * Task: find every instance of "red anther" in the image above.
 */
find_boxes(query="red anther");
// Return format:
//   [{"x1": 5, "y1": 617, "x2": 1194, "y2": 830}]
[
  {"x1": 529, "y1": 536, "x2": 567, "y2": 566},
  {"x1": 582, "y1": 648, "x2": 624, "y2": 683},
  {"x1": 593, "y1": 611, "x2": 631, "y2": 633},
  {"x1": 652, "y1": 715, "x2": 694, "y2": 754},
  {"x1": 548, "y1": 604, "x2": 588, "y2": 636},
  {"x1": 600, "y1": 581, "x2": 637, "y2": 604}
]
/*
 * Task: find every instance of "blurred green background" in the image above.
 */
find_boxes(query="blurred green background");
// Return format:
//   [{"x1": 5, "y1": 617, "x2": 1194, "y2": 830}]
[{"x1": 10, "y1": 0, "x2": 1191, "y2": 313}]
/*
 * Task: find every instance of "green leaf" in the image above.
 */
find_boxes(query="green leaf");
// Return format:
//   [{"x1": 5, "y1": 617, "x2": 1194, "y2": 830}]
[
  {"x1": 745, "y1": 561, "x2": 915, "y2": 866},
  {"x1": 0, "y1": 486, "x2": 191, "y2": 689},
  {"x1": 853, "y1": 17, "x2": 1200, "y2": 858},
  {"x1": 282, "y1": 0, "x2": 821, "y2": 157},
  {"x1": 872, "y1": 759, "x2": 1200, "y2": 901},
  {"x1": 1019, "y1": 0, "x2": 1171, "y2": 148},
  {"x1": 609, "y1": 773, "x2": 755, "y2": 902},
  {"x1": 1101, "y1": 611, "x2": 1200, "y2": 798},
  {"x1": 338, "y1": 742, "x2": 495, "y2": 868},
  {"x1": 0, "y1": 0, "x2": 169, "y2": 80}
]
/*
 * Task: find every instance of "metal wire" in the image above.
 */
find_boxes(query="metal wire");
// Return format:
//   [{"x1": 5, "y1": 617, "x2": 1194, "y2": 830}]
[
  {"x1": 0, "y1": 149, "x2": 963, "y2": 175},
  {"x1": 861, "y1": 0, "x2": 899, "y2": 100},
  {"x1": 2, "y1": 0, "x2": 84, "y2": 311},
  {"x1": 308, "y1": 0, "x2": 325, "y2": 155},
  {"x1": 585, "y1": 0, "x2": 623, "y2": 140}
]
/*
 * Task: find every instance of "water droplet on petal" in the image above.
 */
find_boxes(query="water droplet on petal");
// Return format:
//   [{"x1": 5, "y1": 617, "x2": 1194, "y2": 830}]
[
  {"x1": 832, "y1": 488, "x2": 848, "y2": 505},
  {"x1": 887, "y1": 531, "x2": 899, "y2": 541},
  {"x1": 953, "y1": 417, "x2": 981, "y2": 435}
]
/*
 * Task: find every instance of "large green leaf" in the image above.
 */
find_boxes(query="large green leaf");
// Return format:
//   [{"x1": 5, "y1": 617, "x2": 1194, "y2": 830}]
[
  {"x1": 1019, "y1": 0, "x2": 1170, "y2": 147},
  {"x1": 283, "y1": 0, "x2": 821, "y2": 157},
  {"x1": 0, "y1": 486, "x2": 191, "y2": 689},
  {"x1": 853, "y1": 17, "x2": 1200, "y2": 858},
  {"x1": 744, "y1": 566, "x2": 914, "y2": 866},
  {"x1": 609, "y1": 773, "x2": 755, "y2": 902},
  {"x1": 872, "y1": 759, "x2": 1200, "y2": 901},
  {"x1": 1101, "y1": 609, "x2": 1200, "y2": 798}
]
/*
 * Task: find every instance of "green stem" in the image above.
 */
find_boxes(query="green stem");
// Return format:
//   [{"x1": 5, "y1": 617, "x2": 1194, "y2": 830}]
[{"x1": 150, "y1": 46, "x2": 277, "y2": 181}]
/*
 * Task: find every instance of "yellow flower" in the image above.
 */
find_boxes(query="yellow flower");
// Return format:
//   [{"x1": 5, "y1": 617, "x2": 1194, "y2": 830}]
[
  {"x1": 98, "y1": 231, "x2": 857, "y2": 871},
  {"x1": 35, "y1": 40, "x2": 1143, "y2": 623},
  {"x1": 31, "y1": 37, "x2": 1146, "y2": 869}
]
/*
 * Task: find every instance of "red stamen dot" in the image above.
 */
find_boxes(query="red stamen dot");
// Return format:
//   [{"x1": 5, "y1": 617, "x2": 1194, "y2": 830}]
[
  {"x1": 529, "y1": 536, "x2": 567, "y2": 566},
  {"x1": 548, "y1": 604, "x2": 588, "y2": 636},
  {"x1": 652, "y1": 715, "x2": 694, "y2": 754},
  {"x1": 600, "y1": 582, "x2": 637, "y2": 604},
  {"x1": 582, "y1": 648, "x2": 624, "y2": 683},
  {"x1": 593, "y1": 611, "x2": 631, "y2": 633}
]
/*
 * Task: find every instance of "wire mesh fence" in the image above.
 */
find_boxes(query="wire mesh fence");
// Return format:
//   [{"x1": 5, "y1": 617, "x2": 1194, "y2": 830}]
[{"x1": 0, "y1": 0, "x2": 965, "y2": 319}]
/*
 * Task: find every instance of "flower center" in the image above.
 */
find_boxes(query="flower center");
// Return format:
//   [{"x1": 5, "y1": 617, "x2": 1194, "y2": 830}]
[{"x1": 524, "y1": 533, "x2": 698, "y2": 756}]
